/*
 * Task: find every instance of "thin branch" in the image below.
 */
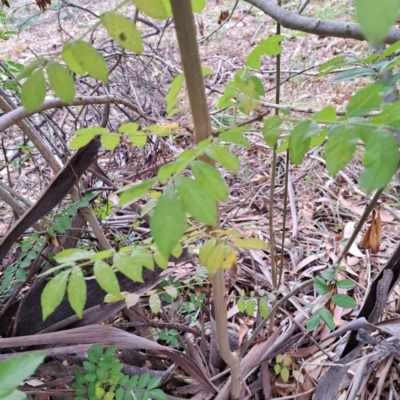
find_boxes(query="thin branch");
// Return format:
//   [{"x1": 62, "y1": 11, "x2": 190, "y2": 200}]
[
  {"x1": 244, "y1": 0, "x2": 400, "y2": 44},
  {"x1": 0, "y1": 95, "x2": 156, "y2": 133}
]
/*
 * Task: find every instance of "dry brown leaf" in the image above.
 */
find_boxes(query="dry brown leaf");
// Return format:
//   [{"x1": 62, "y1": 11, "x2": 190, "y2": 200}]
[
  {"x1": 218, "y1": 10, "x2": 229, "y2": 24},
  {"x1": 198, "y1": 19, "x2": 204, "y2": 36},
  {"x1": 363, "y1": 209, "x2": 382, "y2": 254}
]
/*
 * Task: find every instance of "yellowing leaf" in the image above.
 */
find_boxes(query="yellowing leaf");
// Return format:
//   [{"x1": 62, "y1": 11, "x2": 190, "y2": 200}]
[
  {"x1": 164, "y1": 285, "x2": 178, "y2": 298},
  {"x1": 149, "y1": 293, "x2": 161, "y2": 313},
  {"x1": 199, "y1": 238, "x2": 217, "y2": 265},
  {"x1": 233, "y1": 238, "x2": 267, "y2": 250},
  {"x1": 125, "y1": 293, "x2": 139, "y2": 308},
  {"x1": 206, "y1": 243, "x2": 226, "y2": 275},
  {"x1": 222, "y1": 249, "x2": 237, "y2": 270}
]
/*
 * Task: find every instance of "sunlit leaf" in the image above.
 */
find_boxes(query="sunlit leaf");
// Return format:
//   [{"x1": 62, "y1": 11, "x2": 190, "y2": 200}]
[
  {"x1": 199, "y1": 238, "x2": 217, "y2": 265},
  {"x1": 54, "y1": 249, "x2": 93, "y2": 263},
  {"x1": 245, "y1": 297, "x2": 256, "y2": 316},
  {"x1": 246, "y1": 35, "x2": 285, "y2": 69},
  {"x1": 14, "y1": 58, "x2": 45, "y2": 82},
  {"x1": 262, "y1": 115, "x2": 282, "y2": 147},
  {"x1": 101, "y1": 134, "x2": 120, "y2": 151},
  {"x1": 206, "y1": 243, "x2": 226, "y2": 275},
  {"x1": 313, "y1": 106, "x2": 336, "y2": 123},
  {"x1": 70, "y1": 133, "x2": 97, "y2": 150},
  {"x1": 237, "y1": 297, "x2": 246, "y2": 312},
  {"x1": 132, "y1": 0, "x2": 169, "y2": 19}
]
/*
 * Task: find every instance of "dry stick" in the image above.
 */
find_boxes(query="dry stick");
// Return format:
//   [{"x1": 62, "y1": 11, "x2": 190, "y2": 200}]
[
  {"x1": 0, "y1": 95, "x2": 156, "y2": 132},
  {"x1": 334, "y1": 188, "x2": 383, "y2": 267},
  {"x1": 268, "y1": 0, "x2": 283, "y2": 336},
  {"x1": 277, "y1": 152, "x2": 290, "y2": 289},
  {"x1": 169, "y1": 1, "x2": 239, "y2": 398}
]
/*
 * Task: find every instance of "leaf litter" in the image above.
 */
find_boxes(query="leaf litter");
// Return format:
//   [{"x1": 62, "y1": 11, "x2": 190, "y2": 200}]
[{"x1": 0, "y1": 0, "x2": 400, "y2": 398}]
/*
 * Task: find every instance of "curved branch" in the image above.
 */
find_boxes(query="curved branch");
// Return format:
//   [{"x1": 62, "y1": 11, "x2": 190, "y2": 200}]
[
  {"x1": 0, "y1": 95, "x2": 156, "y2": 133},
  {"x1": 244, "y1": 0, "x2": 400, "y2": 44}
]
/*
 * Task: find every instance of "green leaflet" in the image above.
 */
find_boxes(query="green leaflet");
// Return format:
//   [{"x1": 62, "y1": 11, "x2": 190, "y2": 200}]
[
  {"x1": 324, "y1": 125, "x2": 358, "y2": 177},
  {"x1": 262, "y1": 115, "x2": 282, "y2": 147},
  {"x1": 332, "y1": 294, "x2": 356, "y2": 308},
  {"x1": 346, "y1": 83, "x2": 385, "y2": 117},
  {"x1": 246, "y1": 35, "x2": 284, "y2": 69},
  {"x1": 205, "y1": 144, "x2": 240, "y2": 174},
  {"x1": 131, "y1": 247, "x2": 154, "y2": 271},
  {"x1": 166, "y1": 74, "x2": 184, "y2": 115},
  {"x1": 150, "y1": 185, "x2": 186, "y2": 259},
  {"x1": 67, "y1": 267, "x2": 86, "y2": 318},
  {"x1": 21, "y1": 68, "x2": 46, "y2": 113},
  {"x1": 319, "y1": 308, "x2": 335, "y2": 330},
  {"x1": 101, "y1": 134, "x2": 120, "y2": 150},
  {"x1": 356, "y1": 0, "x2": 400, "y2": 47},
  {"x1": 101, "y1": 12, "x2": 143, "y2": 54},
  {"x1": 62, "y1": 40, "x2": 108, "y2": 82},
  {"x1": 118, "y1": 178, "x2": 158, "y2": 207},
  {"x1": 133, "y1": 0, "x2": 170, "y2": 19},
  {"x1": 175, "y1": 176, "x2": 218, "y2": 226},
  {"x1": 0, "y1": 353, "x2": 47, "y2": 399},
  {"x1": 94, "y1": 260, "x2": 122, "y2": 298},
  {"x1": 54, "y1": 249, "x2": 93, "y2": 263},
  {"x1": 46, "y1": 61, "x2": 75, "y2": 104},
  {"x1": 191, "y1": 160, "x2": 229, "y2": 202},
  {"x1": 288, "y1": 120, "x2": 319, "y2": 165},
  {"x1": 41, "y1": 270, "x2": 70, "y2": 320},
  {"x1": 113, "y1": 253, "x2": 144, "y2": 283},
  {"x1": 360, "y1": 130, "x2": 399, "y2": 193}
]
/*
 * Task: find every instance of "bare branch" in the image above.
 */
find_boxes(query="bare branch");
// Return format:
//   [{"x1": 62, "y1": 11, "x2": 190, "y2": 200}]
[
  {"x1": 244, "y1": 0, "x2": 400, "y2": 44},
  {"x1": 0, "y1": 95, "x2": 156, "y2": 133}
]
